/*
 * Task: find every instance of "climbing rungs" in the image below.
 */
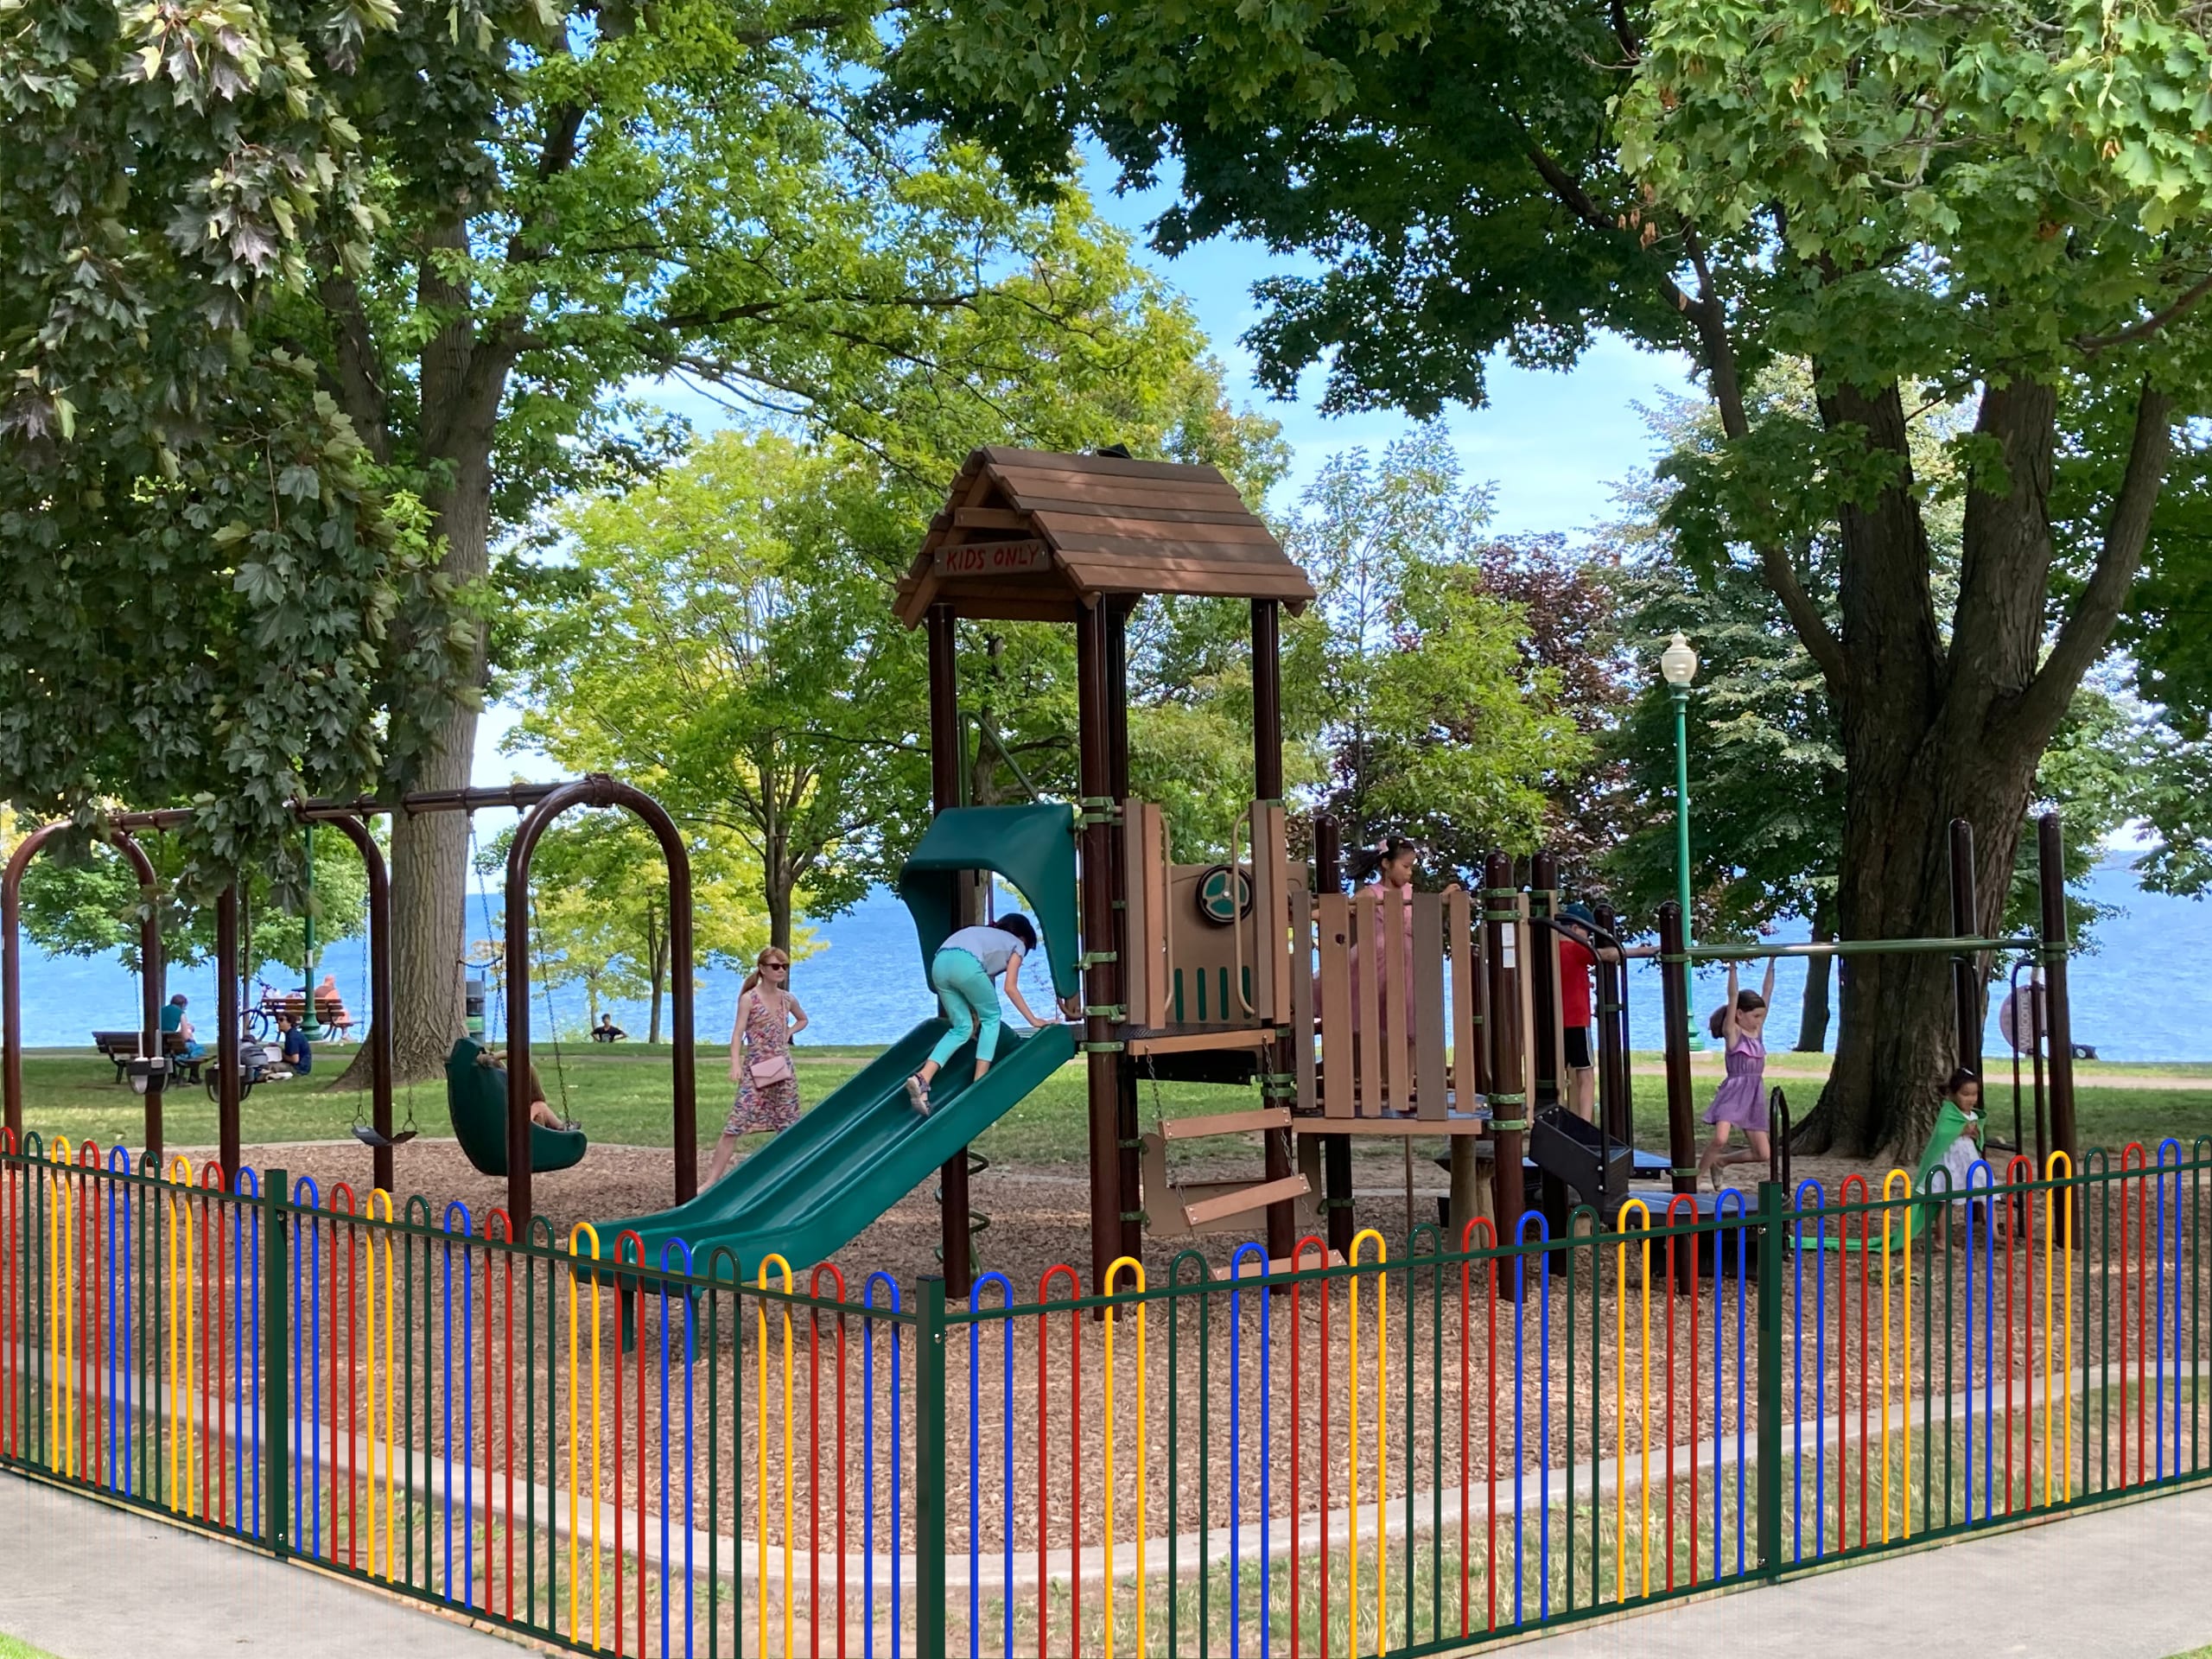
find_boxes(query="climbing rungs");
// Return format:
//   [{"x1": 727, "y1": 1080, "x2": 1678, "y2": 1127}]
[
  {"x1": 1158, "y1": 1107, "x2": 1290, "y2": 1141},
  {"x1": 1182, "y1": 1173, "x2": 1310, "y2": 1228}
]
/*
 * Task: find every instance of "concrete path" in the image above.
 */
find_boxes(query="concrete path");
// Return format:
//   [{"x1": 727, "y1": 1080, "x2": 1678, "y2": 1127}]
[
  {"x1": 1497, "y1": 1483, "x2": 2212, "y2": 1658},
  {"x1": 0, "y1": 1472, "x2": 525, "y2": 1658},
  {"x1": 6, "y1": 1465, "x2": 2211, "y2": 1659}
]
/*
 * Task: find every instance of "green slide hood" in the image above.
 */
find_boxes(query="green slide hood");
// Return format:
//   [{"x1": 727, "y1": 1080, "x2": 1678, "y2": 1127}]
[{"x1": 897, "y1": 803, "x2": 1079, "y2": 998}]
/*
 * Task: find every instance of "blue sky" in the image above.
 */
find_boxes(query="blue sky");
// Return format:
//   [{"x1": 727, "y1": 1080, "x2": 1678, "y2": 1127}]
[
  {"x1": 1073, "y1": 153, "x2": 1699, "y2": 531},
  {"x1": 477, "y1": 155, "x2": 1699, "y2": 786}
]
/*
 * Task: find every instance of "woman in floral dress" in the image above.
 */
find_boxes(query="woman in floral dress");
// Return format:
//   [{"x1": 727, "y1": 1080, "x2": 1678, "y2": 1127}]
[{"x1": 707, "y1": 949, "x2": 808, "y2": 1186}]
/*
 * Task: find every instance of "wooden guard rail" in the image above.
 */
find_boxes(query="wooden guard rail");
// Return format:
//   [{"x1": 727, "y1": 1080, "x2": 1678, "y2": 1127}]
[{"x1": 1313, "y1": 886, "x2": 1489, "y2": 1119}]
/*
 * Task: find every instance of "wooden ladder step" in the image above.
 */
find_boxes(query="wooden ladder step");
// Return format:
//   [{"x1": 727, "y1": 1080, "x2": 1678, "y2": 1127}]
[
  {"x1": 1182, "y1": 1173, "x2": 1310, "y2": 1228},
  {"x1": 1217, "y1": 1249, "x2": 1345, "y2": 1280},
  {"x1": 1158, "y1": 1107, "x2": 1291, "y2": 1141}
]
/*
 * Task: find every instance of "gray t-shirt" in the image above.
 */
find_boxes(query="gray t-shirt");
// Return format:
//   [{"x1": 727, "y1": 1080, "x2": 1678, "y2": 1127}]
[{"x1": 940, "y1": 925, "x2": 1022, "y2": 978}]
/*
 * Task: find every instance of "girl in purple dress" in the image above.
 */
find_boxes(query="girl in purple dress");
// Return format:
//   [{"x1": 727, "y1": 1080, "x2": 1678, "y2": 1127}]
[{"x1": 1695, "y1": 957, "x2": 1778, "y2": 1190}]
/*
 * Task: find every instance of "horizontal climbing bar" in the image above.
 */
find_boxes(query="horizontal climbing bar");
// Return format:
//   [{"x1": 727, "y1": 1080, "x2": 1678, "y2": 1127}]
[{"x1": 1681, "y1": 935, "x2": 2044, "y2": 962}]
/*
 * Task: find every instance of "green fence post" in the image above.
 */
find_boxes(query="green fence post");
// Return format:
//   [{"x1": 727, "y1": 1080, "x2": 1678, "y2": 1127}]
[
  {"x1": 1757, "y1": 1179, "x2": 1785, "y2": 1579},
  {"x1": 265, "y1": 1169, "x2": 289, "y2": 1559},
  {"x1": 917, "y1": 1275, "x2": 948, "y2": 1659}
]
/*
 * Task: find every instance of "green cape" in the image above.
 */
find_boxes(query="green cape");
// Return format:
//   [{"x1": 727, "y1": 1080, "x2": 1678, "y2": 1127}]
[{"x1": 1789, "y1": 1098, "x2": 1979, "y2": 1252}]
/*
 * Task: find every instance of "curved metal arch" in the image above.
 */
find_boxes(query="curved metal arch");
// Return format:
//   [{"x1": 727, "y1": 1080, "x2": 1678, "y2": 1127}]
[
  {"x1": 501, "y1": 774, "x2": 696, "y2": 1233},
  {"x1": 3, "y1": 822, "x2": 164, "y2": 1149},
  {"x1": 321, "y1": 813, "x2": 397, "y2": 1192}
]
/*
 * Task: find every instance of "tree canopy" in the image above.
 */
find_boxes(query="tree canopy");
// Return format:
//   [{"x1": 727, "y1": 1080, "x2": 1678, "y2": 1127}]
[
  {"x1": 891, "y1": 0, "x2": 2212, "y2": 1147},
  {"x1": 1282, "y1": 433, "x2": 1589, "y2": 875},
  {"x1": 16, "y1": 825, "x2": 371, "y2": 982},
  {"x1": 506, "y1": 294, "x2": 1284, "y2": 947},
  {"x1": 6, "y1": 0, "x2": 1285, "y2": 1073}
]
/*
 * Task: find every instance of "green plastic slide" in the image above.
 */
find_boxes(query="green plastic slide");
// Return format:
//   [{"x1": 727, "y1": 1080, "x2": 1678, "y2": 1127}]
[
  {"x1": 592, "y1": 1018, "x2": 1075, "y2": 1276},
  {"x1": 590, "y1": 801, "x2": 1083, "y2": 1276}
]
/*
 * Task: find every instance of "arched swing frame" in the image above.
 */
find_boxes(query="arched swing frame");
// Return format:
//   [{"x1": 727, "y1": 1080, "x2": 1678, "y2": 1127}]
[
  {"x1": 502, "y1": 776, "x2": 696, "y2": 1236},
  {"x1": 3, "y1": 823, "x2": 168, "y2": 1156},
  {"x1": 4, "y1": 776, "x2": 691, "y2": 1220}
]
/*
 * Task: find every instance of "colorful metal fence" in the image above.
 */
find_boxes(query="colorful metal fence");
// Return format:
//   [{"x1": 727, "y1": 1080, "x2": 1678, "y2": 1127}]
[{"x1": 3, "y1": 1131, "x2": 2209, "y2": 1657}]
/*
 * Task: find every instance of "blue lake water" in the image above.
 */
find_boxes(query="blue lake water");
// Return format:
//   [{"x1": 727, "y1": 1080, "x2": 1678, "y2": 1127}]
[{"x1": 7, "y1": 857, "x2": 2196, "y2": 1060}]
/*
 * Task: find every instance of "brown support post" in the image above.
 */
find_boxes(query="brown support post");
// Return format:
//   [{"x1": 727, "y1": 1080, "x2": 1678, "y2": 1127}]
[
  {"x1": 1313, "y1": 815, "x2": 1355, "y2": 1258},
  {"x1": 1106, "y1": 602, "x2": 1143, "y2": 1266},
  {"x1": 2038, "y1": 813, "x2": 2079, "y2": 1177},
  {"x1": 0, "y1": 831, "x2": 34, "y2": 1146},
  {"x1": 1593, "y1": 901, "x2": 1630, "y2": 1148},
  {"x1": 926, "y1": 603, "x2": 975, "y2": 1298},
  {"x1": 1658, "y1": 902, "x2": 1698, "y2": 1203},
  {"x1": 101, "y1": 830, "x2": 167, "y2": 1167},
  {"x1": 215, "y1": 885, "x2": 240, "y2": 1183},
  {"x1": 325, "y1": 815, "x2": 396, "y2": 1193},
  {"x1": 1529, "y1": 850, "x2": 1560, "y2": 1111},
  {"x1": 1948, "y1": 818, "x2": 1981, "y2": 1077},
  {"x1": 1251, "y1": 600, "x2": 1295, "y2": 1271},
  {"x1": 1076, "y1": 601, "x2": 1123, "y2": 1293},
  {"x1": 1484, "y1": 851, "x2": 1527, "y2": 1268}
]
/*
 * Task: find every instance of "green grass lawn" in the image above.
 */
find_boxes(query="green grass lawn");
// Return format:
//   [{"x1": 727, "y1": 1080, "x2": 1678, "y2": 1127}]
[
  {"x1": 0, "y1": 1635, "x2": 63, "y2": 1659},
  {"x1": 11, "y1": 1041, "x2": 2212, "y2": 1166}
]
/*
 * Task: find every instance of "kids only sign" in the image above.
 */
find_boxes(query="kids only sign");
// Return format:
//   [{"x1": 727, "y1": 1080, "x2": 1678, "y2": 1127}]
[{"x1": 932, "y1": 538, "x2": 1051, "y2": 575}]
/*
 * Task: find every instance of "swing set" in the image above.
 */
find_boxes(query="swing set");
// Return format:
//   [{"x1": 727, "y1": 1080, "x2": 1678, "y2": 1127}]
[{"x1": 0, "y1": 774, "x2": 697, "y2": 1234}]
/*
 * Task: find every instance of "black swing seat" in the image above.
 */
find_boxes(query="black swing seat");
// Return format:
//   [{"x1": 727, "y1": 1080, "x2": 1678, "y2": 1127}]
[
  {"x1": 351, "y1": 1122, "x2": 418, "y2": 1150},
  {"x1": 444, "y1": 1037, "x2": 588, "y2": 1177}
]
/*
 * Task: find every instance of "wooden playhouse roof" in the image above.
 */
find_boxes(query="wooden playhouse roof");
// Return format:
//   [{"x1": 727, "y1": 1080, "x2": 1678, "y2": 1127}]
[{"x1": 893, "y1": 447, "x2": 1314, "y2": 626}]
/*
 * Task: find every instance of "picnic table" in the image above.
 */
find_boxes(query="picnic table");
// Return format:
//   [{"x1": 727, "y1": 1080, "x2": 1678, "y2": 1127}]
[{"x1": 90, "y1": 1030, "x2": 204, "y2": 1085}]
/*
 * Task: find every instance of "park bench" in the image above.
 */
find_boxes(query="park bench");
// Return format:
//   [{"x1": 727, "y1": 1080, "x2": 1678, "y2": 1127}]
[
  {"x1": 90, "y1": 1030, "x2": 204, "y2": 1086},
  {"x1": 255, "y1": 991, "x2": 355, "y2": 1040}
]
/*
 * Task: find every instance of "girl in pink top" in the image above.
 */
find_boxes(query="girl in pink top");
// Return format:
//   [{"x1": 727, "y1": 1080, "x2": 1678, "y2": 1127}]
[{"x1": 1350, "y1": 837, "x2": 1422, "y2": 1038}]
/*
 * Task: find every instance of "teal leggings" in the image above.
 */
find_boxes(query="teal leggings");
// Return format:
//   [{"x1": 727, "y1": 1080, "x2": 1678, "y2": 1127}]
[{"x1": 926, "y1": 948, "x2": 1002, "y2": 1071}]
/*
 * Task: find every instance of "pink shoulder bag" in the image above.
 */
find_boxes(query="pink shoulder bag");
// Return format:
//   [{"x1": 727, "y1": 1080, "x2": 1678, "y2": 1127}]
[{"x1": 746, "y1": 991, "x2": 794, "y2": 1086}]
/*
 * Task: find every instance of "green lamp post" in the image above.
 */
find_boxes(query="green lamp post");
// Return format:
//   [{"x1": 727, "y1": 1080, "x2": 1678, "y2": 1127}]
[
  {"x1": 301, "y1": 823, "x2": 324, "y2": 1040},
  {"x1": 1659, "y1": 631, "x2": 1704, "y2": 1050}
]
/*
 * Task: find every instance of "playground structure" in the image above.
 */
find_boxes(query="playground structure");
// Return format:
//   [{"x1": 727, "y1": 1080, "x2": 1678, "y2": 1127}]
[
  {"x1": 0, "y1": 446, "x2": 2169, "y2": 1659},
  {"x1": 0, "y1": 447, "x2": 2090, "y2": 1308},
  {"x1": 861, "y1": 446, "x2": 2089, "y2": 1297}
]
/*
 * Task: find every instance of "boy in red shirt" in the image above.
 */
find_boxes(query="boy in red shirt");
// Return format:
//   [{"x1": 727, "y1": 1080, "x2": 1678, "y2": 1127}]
[{"x1": 1556, "y1": 903, "x2": 1603, "y2": 1122}]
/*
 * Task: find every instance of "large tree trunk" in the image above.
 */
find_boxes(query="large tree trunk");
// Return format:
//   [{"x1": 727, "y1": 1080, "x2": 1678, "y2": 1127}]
[
  {"x1": 1793, "y1": 898, "x2": 1836, "y2": 1052},
  {"x1": 766, "y1": 880, "x2": 794, "y2": 956},
  {"x1": 1796, "y1": 375, "x2": 2164, "y2": 1156},
  {"x1": 338, "y1": 231, "x2": 506, "y2": 1085}
]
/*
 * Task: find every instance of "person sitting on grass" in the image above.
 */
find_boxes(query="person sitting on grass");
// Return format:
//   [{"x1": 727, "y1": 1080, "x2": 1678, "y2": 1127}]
[
  {"x1": 475, "y1": 1048, "x2": 569, "y2": 1130},
  {"x1": 277, "y1": 1010, "x2": 312, "y2": 1076},
  {"x1": 904, "y1": 914, "x2": 1058, "y2": 1116}
]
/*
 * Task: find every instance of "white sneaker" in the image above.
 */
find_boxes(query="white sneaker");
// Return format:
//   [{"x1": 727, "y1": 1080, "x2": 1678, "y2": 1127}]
[{"x1": 904, "y1": 1075, "x2": 931, "y2": 1116}]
